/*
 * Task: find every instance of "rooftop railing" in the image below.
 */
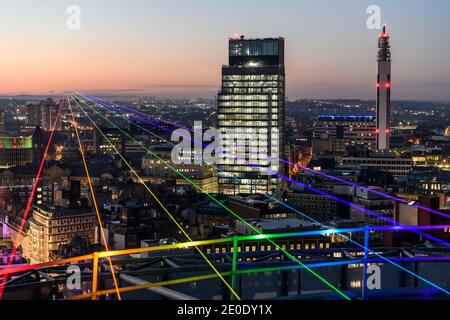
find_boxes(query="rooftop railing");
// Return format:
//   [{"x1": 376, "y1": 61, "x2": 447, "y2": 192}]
[{"x1": 1, "y1": 224, "x2": 449, "y2": 300}]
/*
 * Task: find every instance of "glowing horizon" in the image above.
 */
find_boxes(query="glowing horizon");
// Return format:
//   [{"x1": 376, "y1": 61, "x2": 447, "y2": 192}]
[{"x1": 1, "y1": 0, "x2": 449, "y2": 100}]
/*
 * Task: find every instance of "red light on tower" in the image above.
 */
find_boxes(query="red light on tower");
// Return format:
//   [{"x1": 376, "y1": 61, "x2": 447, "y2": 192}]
[
  {"x1": 379, "y1": 24, "x2": 389, "y2": 38},
  {"x1": 386, "y1": 128, "x2": 391, "y2": 134},
  {"x1": 231, "y1": 33, "x2": 241, "y2": 40},
  {"x1": 385, "y1": 82, "x2": 391, "y2": 88},
  {"x1": 376, "y1": 128, "x2": 380, "y2": 134},
  {"x1": 376, "y1": 82, "x2": 380, "y2": 88}
]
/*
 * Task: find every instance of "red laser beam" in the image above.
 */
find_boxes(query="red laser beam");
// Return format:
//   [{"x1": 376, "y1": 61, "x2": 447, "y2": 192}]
[{"x1": 0, "y1": 96, "x2": 65, "y2": 299}]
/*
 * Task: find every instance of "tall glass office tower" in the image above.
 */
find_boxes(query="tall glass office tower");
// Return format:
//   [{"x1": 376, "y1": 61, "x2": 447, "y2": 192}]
[{"x1": 217, "y1": 37, "x2": 285, "y2": 195}]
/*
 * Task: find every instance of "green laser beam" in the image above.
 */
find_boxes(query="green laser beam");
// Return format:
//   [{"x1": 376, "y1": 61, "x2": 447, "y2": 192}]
[
  {"x1": 69, "y1": 95, "x2": 241, "y2": 301},
  {"x1": 73, "y1": 93, "x2": 351, "y2": 301}
]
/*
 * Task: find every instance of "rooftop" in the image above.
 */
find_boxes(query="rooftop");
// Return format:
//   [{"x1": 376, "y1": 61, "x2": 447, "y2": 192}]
[
  {"x1": 317, "y1": 115, "x2": 375, "y2": 122},
  {"x1": 248, "y1": 218, "x2": 317, "y2": 231},
  {"x1": 33, "y1": 204, "x2": 94, "y2": 218}
]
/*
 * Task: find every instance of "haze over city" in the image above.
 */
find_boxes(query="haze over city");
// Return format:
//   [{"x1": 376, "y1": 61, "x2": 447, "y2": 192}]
[{"x1": 1, "y1": 0, "x2": 450, "y2": 100}]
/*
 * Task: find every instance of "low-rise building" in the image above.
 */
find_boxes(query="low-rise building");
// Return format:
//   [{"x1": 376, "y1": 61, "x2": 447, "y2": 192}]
[
  {"x1": 350, "y1": 187, "x2": 394, "y2": 241},
  {"x1": 341, "y1": 151, "x2": 412, "y2": 178},
  {"x1": 1, "y1": 205, "x2": 96, "y2": 264},
  {"x1": 407, "y1": 167, "x2": 450, "y2": 195},
  {"x1": 313, "y1": 115, "x2": 377, "y2": 149}
]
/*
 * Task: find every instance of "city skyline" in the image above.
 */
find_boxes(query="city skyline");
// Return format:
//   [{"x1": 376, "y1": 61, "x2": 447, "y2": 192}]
[
  {"x1": 0, "y1": 0, "x2": 449, "y2": 306},
  {"x1": 1, "y1": 0, "x2": 450, "y2": 100}
]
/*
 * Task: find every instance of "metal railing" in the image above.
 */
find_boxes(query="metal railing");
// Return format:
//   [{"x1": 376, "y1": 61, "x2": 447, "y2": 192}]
[{"x1": 1, "y1": 224, "x2": 449, "y2": 300}]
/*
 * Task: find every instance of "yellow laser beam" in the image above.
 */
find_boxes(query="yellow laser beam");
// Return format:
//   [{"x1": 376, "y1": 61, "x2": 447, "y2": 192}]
[
  {"x1": 70, "y1": 95, "x2": 241, "y2": 300},
  {"x1": 68, "y1": 97, "x2": 122, "y2": 300},
  {"x1": 74, "y1": 93, "x2": 350, "y2": 300}
]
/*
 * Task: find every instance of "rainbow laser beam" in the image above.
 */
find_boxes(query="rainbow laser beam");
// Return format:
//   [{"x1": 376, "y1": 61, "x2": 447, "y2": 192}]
[
  {"x1": 2, "y1": 219, "x2": 449, "y2": 299},
  {"x1": 72, "y1": 94, "x2": 352, "y2": 301},
  {"x1": 68, "y1": 95, "x2": 241, "y2": 300},
  {"x1": 2, "y1": 230, "x2": 450, "y2": 276},
  {"x1": 80, "y1": 93, "x2": 450, "y2": 220},
  {"x1": 82, "y1": 95, "x2": 450, "y2": 240},
  {"x1": 77, "y1": 93, "x2": 450, "y2": 295},
  {"x1": 0, "y1": 96, "x2": 65, "y2": 300},
  {"x1": 76, "y1": 92, "x2": 450, "y2": 298},
  {"x1": 80, "y1": 93, "x2": 450, "y2": 248},
  {"x1": 267, "y1": 196, "x2": 450, "y2": 295}
]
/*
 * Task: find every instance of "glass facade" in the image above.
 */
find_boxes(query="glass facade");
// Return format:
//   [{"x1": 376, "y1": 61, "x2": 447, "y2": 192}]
[
  {"x1": 218, "y1": 38, "x2": 285, "y2": 195},
  {"x1": 229, "y1": 39, "x2": 279, "y2": 57}
]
